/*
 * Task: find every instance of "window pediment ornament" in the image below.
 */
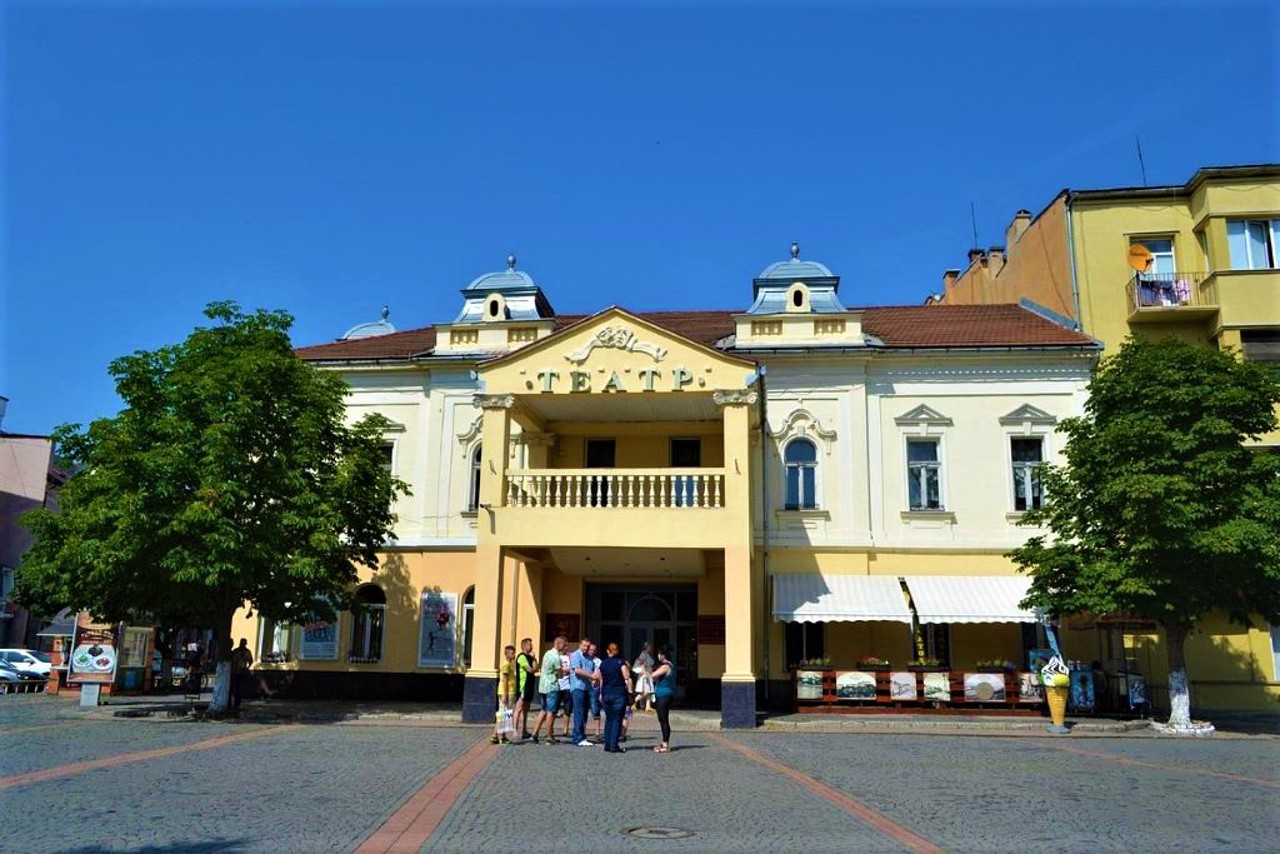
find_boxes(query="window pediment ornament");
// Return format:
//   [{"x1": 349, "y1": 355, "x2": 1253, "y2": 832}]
[
  {"x1": 768, "y1": 407, "x2": 837, "y2": 454},
  {"x1": 565, "y1": 326, "x2": 668, "y2": 365},
  {"x1": 378, "y1": 418, "x2": 407, "y2": 433},
  {"x1": 456, "y1": 414, "x2": 483, "y2": 452},
  {"x1": 894, "y1": 404, "x2": 954, "y2": 427},
  {"x1": 998, "y1": 404, "x2": 1058, "y2": 427}
]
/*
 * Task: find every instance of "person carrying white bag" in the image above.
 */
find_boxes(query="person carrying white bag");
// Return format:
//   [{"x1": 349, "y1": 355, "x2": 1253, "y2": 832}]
[
  {"x1": 491, "y1": 644, "x2": 517, "y2": 744},
  {"x1": 632, "y1": 642, "x2": 655, "y2": 713}
]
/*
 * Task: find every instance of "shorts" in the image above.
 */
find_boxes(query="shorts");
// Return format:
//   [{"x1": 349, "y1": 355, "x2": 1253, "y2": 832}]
[
  {"x1": 540, "y1": 689, "x2": 559, "y2": 713},
  {"x1": 520, "y1": 679, "x2": 537, "y2": 704},
  {"x1": 589, "y1": 691, "x2": 602, "y2": 719},
  {"x1": 557, "y1": 690, "x2": 572, "y2": 715}
]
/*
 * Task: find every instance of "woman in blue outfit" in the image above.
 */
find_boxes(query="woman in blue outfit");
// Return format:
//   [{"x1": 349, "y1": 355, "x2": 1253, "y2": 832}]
[
  {"x1": 650, "y1": 647, "x2": 675, "y2": 753},
  {"x1": 598, "y1": 642, "x2": 632, "y2": 753}
]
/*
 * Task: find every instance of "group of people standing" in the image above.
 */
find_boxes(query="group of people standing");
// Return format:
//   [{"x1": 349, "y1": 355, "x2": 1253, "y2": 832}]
[{"x1": 493, "y1": 636, "x2": 676, "y2": 754}]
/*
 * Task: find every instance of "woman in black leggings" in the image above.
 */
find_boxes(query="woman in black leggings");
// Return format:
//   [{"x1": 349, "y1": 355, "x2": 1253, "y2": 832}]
[{"x1": 650, "y1": 647, "x2": 675, "y2": 753}]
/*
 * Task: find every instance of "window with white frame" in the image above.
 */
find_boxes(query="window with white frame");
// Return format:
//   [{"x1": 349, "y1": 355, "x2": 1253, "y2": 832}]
[
  {"x1": 1132, "y1": 237, "x2": 1176, "y2": 277},
  {"x1": 783, "y1": 438, "x2": 818, "y2": 510},
  {"x1": 906, "y1": 439, "x2": 943, "y2": 511},
  {"x1": 1228, "y1": 219, "x2": 1280, "y2": 270},
  {"x1": 1271, "y1": 624, "x2": 1280, "y2": 682},
  {"x1": 258, "y1": 617, "x2": 295, "y2": 663},
  {"x1": 349, "y1": 584, "x2": 386, "y2": 663},
  {"x1": 467, "y1": 445, "x2": 482, "y2": 511},
  {"x1": 462, "y1": 587, "x2": 475, "y2": 668},
  {"x1": 1010, "y1": 437, "x2": 1045, "y2": 512}
]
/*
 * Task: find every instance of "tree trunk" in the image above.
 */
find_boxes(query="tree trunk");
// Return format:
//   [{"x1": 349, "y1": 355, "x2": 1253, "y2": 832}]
[
  {"x1": 207, "y1": 601, "x2": 235, "y2": 715},
  {"x1": 1163, "y1": 621, "x2": 1192, "y2": 728}
]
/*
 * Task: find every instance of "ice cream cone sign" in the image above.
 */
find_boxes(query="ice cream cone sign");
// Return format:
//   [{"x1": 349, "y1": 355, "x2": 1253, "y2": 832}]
[{"x1": 1042, "y1": 655, "x2": 1071, "y2": 730}]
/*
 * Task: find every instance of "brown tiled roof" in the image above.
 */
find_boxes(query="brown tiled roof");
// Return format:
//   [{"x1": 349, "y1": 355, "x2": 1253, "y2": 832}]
[
  {"x1": 295, "y1": 304, "x2": 1094, "y2": 362},
  {"x1": 859, "y1": 304, "x2": 1096, "y2": 348}
]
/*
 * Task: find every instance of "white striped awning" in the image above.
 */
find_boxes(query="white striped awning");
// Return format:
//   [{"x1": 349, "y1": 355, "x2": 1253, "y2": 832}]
[
  {"x1": 903, "y1": 575, "x2": 1037, "y2": 624},
  {"x1": 772, "y1": 574, "x2": 913, "y2": 624}
]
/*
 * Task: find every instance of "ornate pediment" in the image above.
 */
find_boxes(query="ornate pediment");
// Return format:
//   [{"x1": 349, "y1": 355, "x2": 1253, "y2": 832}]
[
  {"x1": 378, "y1": 418, "x2": 407, "y2": 433},
  {"x1": 564, "y1": 325, "x2": 668, "y2": 365},
  {"x1": 456, "y1": 414, "x2": 483, "y2": 451},
  {"x1": 769, "y1": 407, "x2": 837, "y2": 453},
  {"x1": 998, "y1": 404, "x2": 1058, "y2": 427},
  {"x1": 893, "y1": 404, "x2": 953, "y2": 427}
]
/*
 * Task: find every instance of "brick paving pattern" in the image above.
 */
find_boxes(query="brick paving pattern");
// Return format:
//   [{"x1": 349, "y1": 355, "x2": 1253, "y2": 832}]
[{"x1": 2, "y1": 695, "x2": 1277, "y2": 853}]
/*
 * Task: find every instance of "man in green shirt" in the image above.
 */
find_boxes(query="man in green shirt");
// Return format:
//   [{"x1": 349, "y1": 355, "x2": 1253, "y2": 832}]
[
  {"x1": 513, "y1": 637, "x2": 538, "y2": 739},
  {"x1": 529, "y1": 635, "x2": 566, "y2": 744}
]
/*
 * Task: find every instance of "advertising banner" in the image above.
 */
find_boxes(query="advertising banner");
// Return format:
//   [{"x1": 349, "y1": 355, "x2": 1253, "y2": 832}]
[
  {"x1": 419, "y1": 591, "x2": 457, "y2": 668},
  {"x1": 299, "y1": 605, "x2": 340, "y2": 661},
  {"x1": 67, "y1": 614, "x2": 119, "y2": 685}
]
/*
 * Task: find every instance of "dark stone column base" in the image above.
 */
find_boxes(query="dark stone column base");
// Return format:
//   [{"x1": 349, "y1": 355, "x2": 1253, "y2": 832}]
[
  {"x1": 461, "y1": 674, "x2": 498, "y2": 723},
  {"x1": 720, "y1": 680, "x2": 757, "y2": 728}
]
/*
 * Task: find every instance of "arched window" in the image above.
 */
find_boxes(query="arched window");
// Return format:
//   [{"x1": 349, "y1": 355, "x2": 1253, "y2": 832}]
[
  {"x1": 784, "y1": 438, "x2": 818, "y2": 510},
  {"x1": 349, "y1": 584, "x2": 386, "y2": 663},
  {"x1": 468, "y1": 446, "x2": 482, "y2": 511},
  {"x1": 462, "y1": 587, "x2": 475, "y2": 668}
]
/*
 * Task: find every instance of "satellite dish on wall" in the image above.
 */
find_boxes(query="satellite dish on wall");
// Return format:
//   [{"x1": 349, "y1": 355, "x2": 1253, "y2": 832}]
[{"x1": 1127, "y1": 244, "x2": 1154, "y2": 271}]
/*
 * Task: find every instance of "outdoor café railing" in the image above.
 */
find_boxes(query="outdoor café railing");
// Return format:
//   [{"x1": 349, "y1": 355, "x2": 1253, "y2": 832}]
[
  {"x1": 505, "y1": 468, "x2": 726, "y2": 509},
  {"x1": 1126, "y1": 271, "x2": 1209, "y2": 312}
]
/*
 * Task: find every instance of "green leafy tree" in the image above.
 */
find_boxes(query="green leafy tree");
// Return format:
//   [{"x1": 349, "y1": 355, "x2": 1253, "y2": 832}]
[
  {"x1": 1010, "y1": 336, "x2": 1280, "y2": 728},
  {"x1": 16, "y1": 303, "x2": 408, "y2": 713}
]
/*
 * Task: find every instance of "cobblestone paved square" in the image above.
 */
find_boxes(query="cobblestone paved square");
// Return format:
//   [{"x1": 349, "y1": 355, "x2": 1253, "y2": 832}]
[{"x1": 2, "y1": 696, "x2": 1277, "y2": 853}]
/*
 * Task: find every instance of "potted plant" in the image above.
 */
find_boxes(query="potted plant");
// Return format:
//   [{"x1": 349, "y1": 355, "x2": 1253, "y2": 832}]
[
  {"x1": 976, "y1": 659, "x2": 1016, "y2": 674},
  {"x1": 856, "y1": 655, "x2": 891, "y2": 672},
  {"x1": 797, "y1": 657, "x2": 832, "y2": 670},
  {"x1": 906, "y1": 657, "x2": 947, "y2": 673}
]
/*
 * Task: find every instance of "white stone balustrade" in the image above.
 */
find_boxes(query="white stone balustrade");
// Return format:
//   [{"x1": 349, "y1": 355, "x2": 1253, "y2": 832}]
[{"x1": 505, "y1": 469, "x2": 725, "y2": 509}]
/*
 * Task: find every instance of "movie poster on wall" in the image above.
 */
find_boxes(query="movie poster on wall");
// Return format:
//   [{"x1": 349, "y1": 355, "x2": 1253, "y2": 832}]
[
  {"x1": 299, "y1": 605, "x2": 340, "y2": 661},
  {"x1": 419, "y1": 591, "x2": 458, "y2": 668}
]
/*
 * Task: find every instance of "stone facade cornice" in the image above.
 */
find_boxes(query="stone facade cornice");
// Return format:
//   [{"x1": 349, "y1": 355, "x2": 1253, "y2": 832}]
[
  {"x1": 712, "y1": 389, "x2": 759, "y2": 407},
  {"x1": 472, "y1": 393, "x2": 516, "y2": 410}
]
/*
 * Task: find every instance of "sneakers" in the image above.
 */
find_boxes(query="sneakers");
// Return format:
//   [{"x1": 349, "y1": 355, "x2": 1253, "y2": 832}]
[
  {"x1": 530, "y1": 734, "x2": 540, "y2": 744},
  {"x1": 576, "y1": 740, "x2": 594, "y2": 747},
  {"x1": 490, "y1": 736, "x2": 501, "y2": 745}
]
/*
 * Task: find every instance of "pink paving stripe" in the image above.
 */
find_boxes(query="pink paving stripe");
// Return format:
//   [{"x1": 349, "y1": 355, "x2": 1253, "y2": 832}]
[
  {"x1": 709, "y1": 733, "x2": 944, "y2": 854},
  {"x1": 1041, "y1": 741, "x2": 1280, "y2": 789},
  {"x1": 0, "y1": 725, "x2": 295, "y2": 790},
  {"x1": 355, "y1": 736, "x2": 497, "y2": 854}
]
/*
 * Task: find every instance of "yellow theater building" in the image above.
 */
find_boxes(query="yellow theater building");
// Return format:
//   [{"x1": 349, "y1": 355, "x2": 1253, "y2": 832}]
[
  {"x1": 930, "y1": 163, "x2": 1280, "y2": 711},
  {"x1": 237, "y1": 247, "x2": 1102, "y2": 726}
]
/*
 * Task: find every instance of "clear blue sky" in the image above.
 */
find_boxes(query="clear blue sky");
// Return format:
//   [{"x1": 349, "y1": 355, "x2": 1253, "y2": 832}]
[{"x1": 2, "y1": 1, "x2": 1275, "y2": 435}]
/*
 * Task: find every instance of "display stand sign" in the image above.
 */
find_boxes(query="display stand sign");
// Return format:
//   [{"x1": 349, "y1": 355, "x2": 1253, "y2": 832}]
[
  {"x1": 67, "y1": 615, "x2": 119, "y2": 685},
  {"x1": 78, "y1": 683, "x2": 101, "y2": 707},
  {"x1": 419, "y1": 591, "x2": 457, "y2": 668}
]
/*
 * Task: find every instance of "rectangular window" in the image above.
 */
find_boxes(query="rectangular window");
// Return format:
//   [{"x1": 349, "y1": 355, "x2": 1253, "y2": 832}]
[
  {"x1": 585, "y1": 438, "x2": 616, "y2": 507},
  {"x1": 1011, "y1": 437, "x2": 1045, "y2": 512},
  {"x1": 906, "y1": 439, "x2": 942, "y2": 510},
  {"x1": 1228, "y1": 219, "x2": 1280, "y2": 270},
  {"x1": 785, "y1": 622, "x2": 825, "y2": 668},
  {"x1": 259, "y1": 619, "x2": 295, "y2": 663},
  {"x1": 671, "y1": 438, "x2": 702, "y2": 507},
  {"x1": 1272, "y1": 625, "x2": 1280, "y2": 682},
  {"x1": 1133, "y1": 237, "x2": 1176, "y2": 276},
  {"x1": 1241, "y1": 330, "x2": 1280, "y2": 377}
]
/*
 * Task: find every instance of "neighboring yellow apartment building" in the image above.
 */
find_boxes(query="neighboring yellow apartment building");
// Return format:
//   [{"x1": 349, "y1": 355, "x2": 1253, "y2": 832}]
[
  {"x1": 930, "y1": 163, "x2": 1280, "y2": 711},
  {"x1": 235, "y1": 248, "x2": 1104, "y2": 726}
]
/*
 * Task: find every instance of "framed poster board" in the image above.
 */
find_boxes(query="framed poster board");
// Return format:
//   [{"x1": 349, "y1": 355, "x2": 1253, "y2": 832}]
[
  {"x1": 419, "y1": 591, "x2": 458, "y2": 668},
  {"x1": 889, "y1": 671, "x2": 918, "y2": 701},
  {"x1": 964, "y1": 673, "x2": 1006, "y2": 702},
  {"x1": 67, "y1": 615, "x2": 118, "y2": 685},
  {"x1": 542, "y1": 613, "x2": 580, "y2": 644},
  {"x1": 835, "y1": 671, "x2": 877, "y2": 701},
  {"x1": 299, "y1": 612, "x2": 340, "y2": 661}
]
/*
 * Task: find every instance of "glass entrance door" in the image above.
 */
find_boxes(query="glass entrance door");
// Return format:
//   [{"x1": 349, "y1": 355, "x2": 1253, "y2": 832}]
[{"x1": 585, "y1": 584, "x2": 697, "y2": 700}]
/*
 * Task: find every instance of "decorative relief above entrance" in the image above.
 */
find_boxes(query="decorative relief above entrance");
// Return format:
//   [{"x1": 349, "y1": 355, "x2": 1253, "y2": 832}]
[
  {"x1": 712, "y1": 389, "x2": 759, "y2": 407},
  {"x1": 473, "y1": 393, "x2": 516, "y2": 410},
  {"x1": 565, "y1": 326, "x2": 668, "y2": 365}
]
